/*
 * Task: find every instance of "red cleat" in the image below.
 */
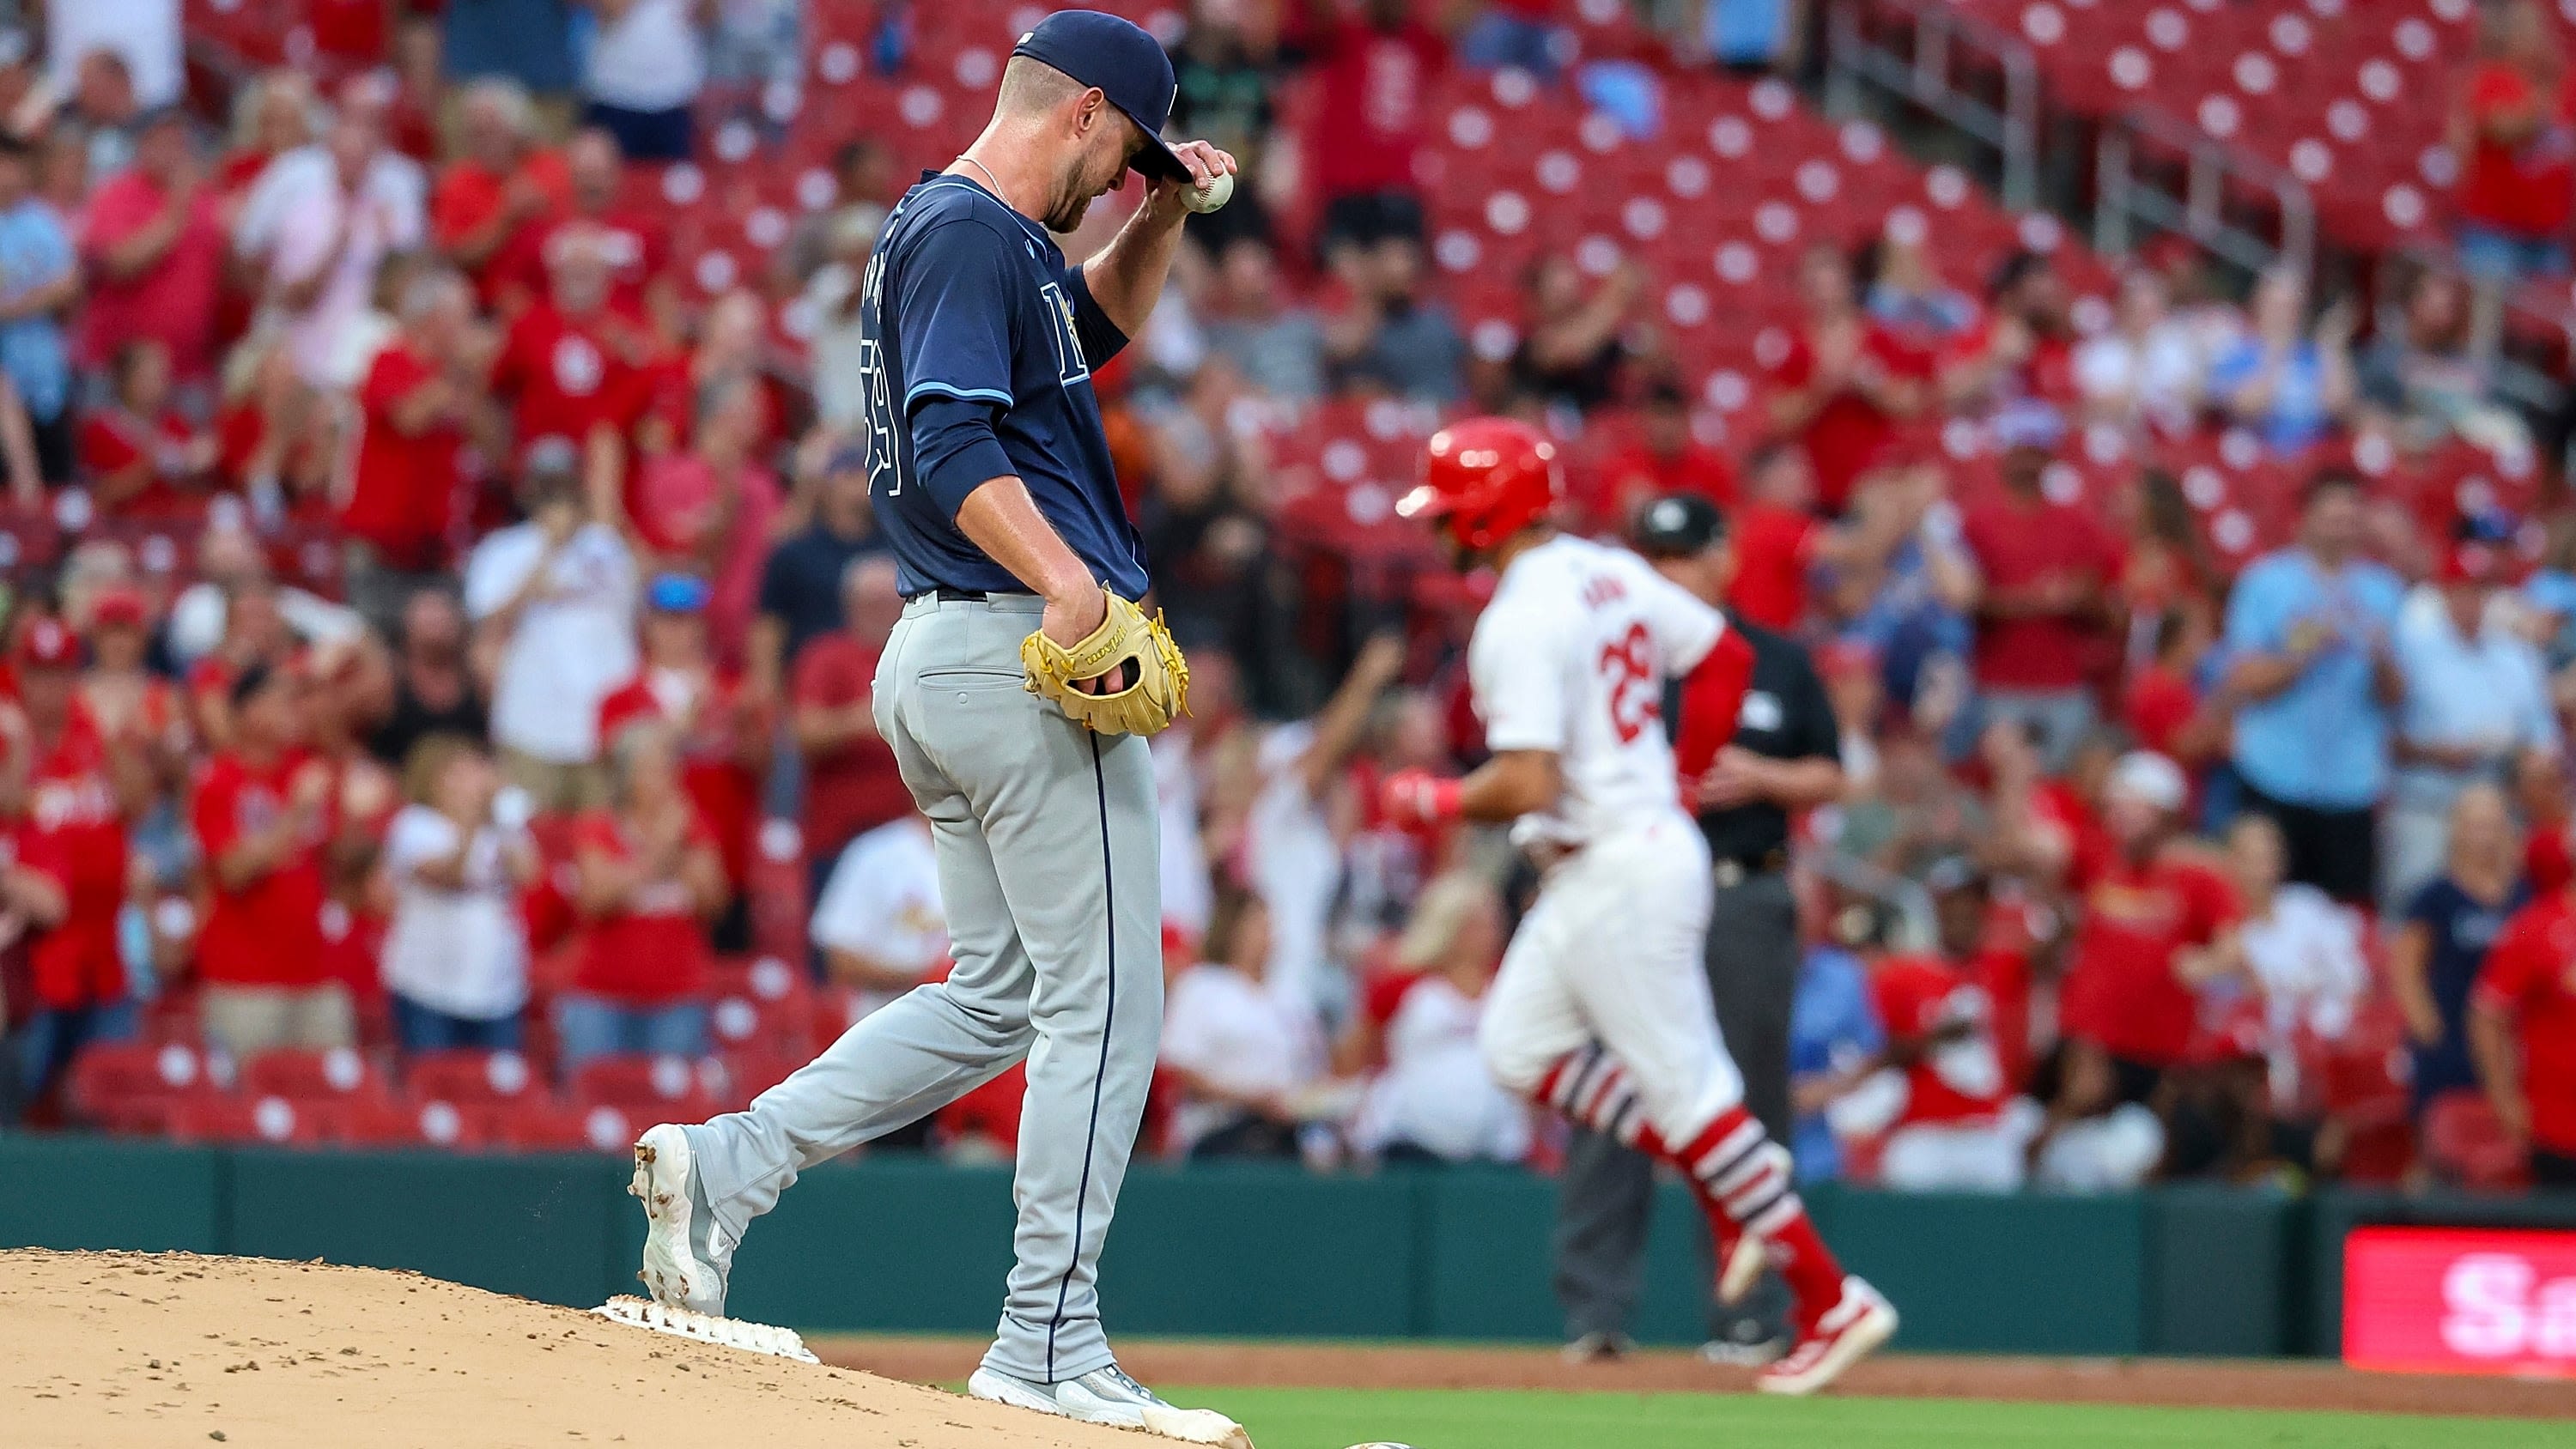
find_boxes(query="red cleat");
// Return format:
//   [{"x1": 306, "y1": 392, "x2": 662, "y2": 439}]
[{"x1": 1754, "y1": 1276, "x2": 1898, "y2": 1397}]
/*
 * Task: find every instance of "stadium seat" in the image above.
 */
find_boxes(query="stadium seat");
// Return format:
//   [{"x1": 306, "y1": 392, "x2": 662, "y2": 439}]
[
  {"x1": 2421, "y1": 1089, "x2": 2530, "y2": 1192},
  {"x1": 404, "y1": 1049, "x2": 544, "y2": 1106},
  {"x1": 238, "y1": 1046, "x2": 390, "y2": 1103},
  {"x1": 568, "y1": 1053, "x2": 733, "y2": 1121},
  {"x1": 64, "y1": 1041, "x2": 233, "y2": 1134}
]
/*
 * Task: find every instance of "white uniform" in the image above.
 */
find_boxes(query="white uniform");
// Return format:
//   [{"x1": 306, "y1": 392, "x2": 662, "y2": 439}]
[{"x1": 1468, "y1": 536, "x2": 1747, "y2": 1141}]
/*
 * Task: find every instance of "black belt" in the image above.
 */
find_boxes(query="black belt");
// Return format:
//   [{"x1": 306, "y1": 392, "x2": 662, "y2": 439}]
[
  {"x1": 906, "y1": 586, "x2": 1036, "y2": 603},
  {"x1": 1711, "y1": 846, "x2": 1788, "y2": 885}
]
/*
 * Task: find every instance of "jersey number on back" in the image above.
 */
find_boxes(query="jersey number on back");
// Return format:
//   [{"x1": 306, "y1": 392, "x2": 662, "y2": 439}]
[
  {"x1": 858, "y1": 247, "x2": 902, "y2": 496},
  {"x1": 1598, "y1": 621, "x2": 1657, "y2": 744}
]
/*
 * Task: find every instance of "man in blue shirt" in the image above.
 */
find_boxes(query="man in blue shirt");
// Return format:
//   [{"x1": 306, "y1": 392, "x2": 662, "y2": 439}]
[
  {"x1": 622, "y1": 15, "x2": 1251, "y2": 1442},
  {"x1": 2222, "y1": 470, "x2": 2405, "y2": 902},
  {"x1": 0, "y1": 135, "x2": 76, "y2": 482}
]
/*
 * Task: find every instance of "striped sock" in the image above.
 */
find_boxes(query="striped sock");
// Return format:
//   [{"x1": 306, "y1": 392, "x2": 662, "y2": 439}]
[
  {"x1": 1532, "y1": 1046, "x2": 1746, "y2": 1260},
  {"x1": 1674, "y1": 1106, "x2": 1846, "y2": 1319}
]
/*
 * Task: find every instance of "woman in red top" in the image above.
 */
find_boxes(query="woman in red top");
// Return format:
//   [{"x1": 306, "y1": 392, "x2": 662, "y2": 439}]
[
  {"x1": 2451, "y1": 0, "x2": 2576, "y2": 282},
  {"x1": 555, "y1": 720, "x2": 725, "y2": 1069},
  {"x1": 80, "y1": 341, "x2": 216, "y2": 516}
]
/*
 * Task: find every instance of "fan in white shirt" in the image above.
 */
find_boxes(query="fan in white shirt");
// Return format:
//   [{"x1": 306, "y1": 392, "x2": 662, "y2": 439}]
[
  {"x1": 1349, "y1": 872, "x2": 1529, "y2": 1165},
  {"x1": 461, "y1": 453, "x2": 640, "y2": 776},
  {"x1": 809, "y1": 813, "x2": 947, "y2": 1023},
  {"x1": 1158, "y1": 888, "x2": 1320, "y2": 1159}
]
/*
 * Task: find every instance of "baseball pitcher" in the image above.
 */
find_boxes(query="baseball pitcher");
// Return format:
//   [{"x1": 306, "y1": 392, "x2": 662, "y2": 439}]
[
  {"x1": 623, "y1": 12, "x2": 1242, "y2": 1440},
  {"x1": 1380, "y1": 417, "x2": 1899, "y2": 1395}
]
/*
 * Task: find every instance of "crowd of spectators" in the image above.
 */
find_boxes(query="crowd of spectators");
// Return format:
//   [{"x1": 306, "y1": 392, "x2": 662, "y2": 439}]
[{"x1": 0, "y1": 0, "x2": 2572, "y2": 1196}]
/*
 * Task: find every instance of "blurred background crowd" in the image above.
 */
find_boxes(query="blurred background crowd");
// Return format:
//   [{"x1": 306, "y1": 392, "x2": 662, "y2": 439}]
[{"x1": 3, "y1": 0, "x2": 2576, "y2": 1210}]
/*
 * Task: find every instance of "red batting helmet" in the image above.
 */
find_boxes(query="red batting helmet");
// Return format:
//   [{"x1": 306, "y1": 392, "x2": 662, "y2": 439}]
[{"x1": 1398, "y1": 417, "x2": 1562, "y2": 552}]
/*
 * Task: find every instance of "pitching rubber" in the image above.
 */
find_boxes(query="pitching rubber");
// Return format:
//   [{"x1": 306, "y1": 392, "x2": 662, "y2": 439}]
[{"x1": 592, "y1": 1295, "x2": 820, "y2": 1363}]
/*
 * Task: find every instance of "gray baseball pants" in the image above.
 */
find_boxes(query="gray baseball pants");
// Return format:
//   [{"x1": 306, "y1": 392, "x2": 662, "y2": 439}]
[
  {"x1": 683, "y1": 593, "x2": 1163, "y2": 1384},
  {"x1": 1552, "y1": 866, "x2": 1799, "y2": 1345}
]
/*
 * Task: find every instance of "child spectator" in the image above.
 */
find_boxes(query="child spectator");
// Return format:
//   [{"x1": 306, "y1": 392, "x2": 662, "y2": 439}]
[
  {"x1": 381, "y1": 735, "x2": 538, "y2": 1052},
  {"x1": 556, "y1": 721, "x2": 725, "y2": 1067}
]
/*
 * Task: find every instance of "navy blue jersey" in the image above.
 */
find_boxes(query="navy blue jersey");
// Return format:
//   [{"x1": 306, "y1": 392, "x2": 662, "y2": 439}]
[{"x1": 856, "y1": 171, "x2": 1149, "y2": 598}]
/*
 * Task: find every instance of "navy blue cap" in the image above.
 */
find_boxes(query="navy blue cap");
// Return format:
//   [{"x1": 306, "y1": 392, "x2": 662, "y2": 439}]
[{"x1": 1010, "y1": 10, "x2": 1190, "y2": 181}]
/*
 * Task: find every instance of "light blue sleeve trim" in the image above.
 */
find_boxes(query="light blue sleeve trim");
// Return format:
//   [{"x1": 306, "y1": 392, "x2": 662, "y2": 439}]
[{"x1": 904, "y1": 380, "x2": 1013, "y2": 408}]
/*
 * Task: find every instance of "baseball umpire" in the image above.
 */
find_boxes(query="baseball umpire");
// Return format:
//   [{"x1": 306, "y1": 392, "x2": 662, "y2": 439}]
[
  {"x1": 1553, "y1": 492, "x2": 1847, "y2": 1362},
  {"x1": 623, "y1": 13, "x2": 1244, "y2": 1441}
]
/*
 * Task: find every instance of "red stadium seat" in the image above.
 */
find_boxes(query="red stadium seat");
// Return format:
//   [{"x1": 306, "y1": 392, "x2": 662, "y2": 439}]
[
  {"x1": 2421, "y1": 1089, "x2": 2530, "y2": 1192},
  {"x1": 237, "y1": 1046, "x2": 389, "y2": 1102},
  {"x1": 568, "y1": 1053, "x2": 732, "y2": 1120},
  {"x1": 65, "y1": 1041, "x2": 232, "y2": 1134},
  {"x1": 404, "y1": 1049, "x2": 544, "y2": 1106}
]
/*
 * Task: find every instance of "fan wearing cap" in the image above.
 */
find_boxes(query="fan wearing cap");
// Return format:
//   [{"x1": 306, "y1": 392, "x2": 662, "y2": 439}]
[
  {"x1": 76, "y1": 585, "x2": 187, "y2": 779},
  {"x1": 595, "y1": 573, "x2": 770, "y2": 951},
  {"x1": 189, "y1": 658, "x2": 362, "y2": 1058},
  {"x1": 3, "y1": 616, "x2": 153, "y2": 1108},
  {"x1": 629, "y1": 15, "x2": 1250, "y2": 1439},
  {"x1": 2384, "y1": 532, "x2": 2555, "y2": 912},
  {"x1": 2052, "y1": 749, "x2": 2239, "y2": 1144},
  {"x1": 1868, "y1": 861, "x2": 2040, "y2": 1192}
]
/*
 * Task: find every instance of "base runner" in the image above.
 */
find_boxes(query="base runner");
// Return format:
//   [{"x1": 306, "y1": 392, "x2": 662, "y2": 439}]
[
  {"x1": 621, "y1": 12, "x2": 1243, "y2": 1443},
  {"x1": 1380, "y1": 418, "x2": 1898, "y2": 1395}
]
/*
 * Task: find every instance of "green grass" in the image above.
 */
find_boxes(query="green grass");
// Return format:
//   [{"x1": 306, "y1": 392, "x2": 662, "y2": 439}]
[{"x1": 1162, "y1": 1386, "x2": 2570, "y2": 1449}]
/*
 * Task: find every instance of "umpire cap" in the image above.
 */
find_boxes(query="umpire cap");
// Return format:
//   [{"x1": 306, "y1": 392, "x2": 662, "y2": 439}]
[
  {"x1": 1012, "y1": 11, "x2": 1192, "y2": 181},
  {"x1": 1632, "y1": 492, "x2": 1726, "y2": 558}
]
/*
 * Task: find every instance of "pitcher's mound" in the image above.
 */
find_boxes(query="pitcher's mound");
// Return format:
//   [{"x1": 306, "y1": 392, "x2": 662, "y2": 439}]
[{"x1": 2, "y1": 1248, "x2": 1151, "y2": 1449}]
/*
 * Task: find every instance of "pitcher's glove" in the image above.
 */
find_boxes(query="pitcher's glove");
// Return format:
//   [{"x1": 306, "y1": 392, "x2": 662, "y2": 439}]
[{"x1": 1021, "y1": 588, "x2": 1191, "y2": 737}]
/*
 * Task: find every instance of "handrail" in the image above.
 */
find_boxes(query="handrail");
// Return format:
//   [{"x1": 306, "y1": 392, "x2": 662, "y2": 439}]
[
  {"x1": 2093, "y1": 105, "x2": 2316, "y2": 284},
  {"x1": 1824, "y1": 0, "x2": 2040, "y2": 210}
]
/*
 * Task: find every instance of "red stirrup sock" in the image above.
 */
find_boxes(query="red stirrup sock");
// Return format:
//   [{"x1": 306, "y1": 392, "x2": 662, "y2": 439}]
[
  {"x1": 1533, "y1": 1047, "x2": 1747, "y2": 1258},
  {"x1": 1673, "y1": 1106, "x2": 1847, "y2": 1319}
]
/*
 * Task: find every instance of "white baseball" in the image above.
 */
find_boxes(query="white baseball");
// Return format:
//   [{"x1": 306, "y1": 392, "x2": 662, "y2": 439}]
[{"x1": 1186, "y1": 168, "x2": 1236, "y2": 214}]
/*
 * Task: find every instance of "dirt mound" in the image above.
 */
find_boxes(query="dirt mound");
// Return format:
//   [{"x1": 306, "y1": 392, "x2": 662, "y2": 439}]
[{"x1": 0, "y1": 1249, "x2": 1149, "y2": 1449}]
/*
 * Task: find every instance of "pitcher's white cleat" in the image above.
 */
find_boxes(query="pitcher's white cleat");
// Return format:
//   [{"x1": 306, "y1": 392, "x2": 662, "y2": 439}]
[
  {"x1": 1753, "y1": 1276, "x2": 1898, "y2": 1397},
  {"x1": 969, "y1": 1364, "x2": 1254, "y2": 1447},
  {"x1": 630, "y1": 1124, "x2": 731, "y2": 1318}
]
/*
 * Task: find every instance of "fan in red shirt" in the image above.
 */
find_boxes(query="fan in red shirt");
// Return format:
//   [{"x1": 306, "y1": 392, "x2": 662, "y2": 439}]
[
  {"x1": 629, "y1": 372, "x2": 784, "y2": 669},
  {"x1": 2057, "y1": 751, "x2": 2239, "y2": 1097},
  {"x1": 1870, "y1": 860, "x2": 2032, "y2": 1191},
  {"x1": 5, "y1": 619, "x2": 152, "y2": 1106},
  {"x1": 1959, "y1": 407, "x2": 2116, "y2": 763},
  {"x1": 791, "y1": 555, "x2": 914, "y2": 906},
  {"x1": 2452, "y1": 1, "x2": 2576, "y2": 272},
  {"x1": 1724, "y1": 443, "x2": 1823, "y2": 631},
  {"x1": 79, "y1": 340, "x2": 216, "y2": 516},
  {"x1": 77, "y1": 109, "x2": 226, "y2": 384},
  {"x1": 1580, "y1": 380, "x2": 1737, "y2": 534},
  {"x1": 77, "y1": 586, "x2": 189, "y2": 785},
  {"x1": 1940, "y1": 251, "x2": 2081, "y2": 417},
  {"x1": 596, "y1": 574, "x2": 770, "y2": 954},
  {"x1": 2470, "y1": 882, "x2": 2576, "y2": 1188},
  {"x1": 1765, "y1": 244, "x2": 1931, "y2": 515},
  {"x1": 432, "y1": 80, "x2": 573, "y2": 299},
  {"x1": 489, "y1": 224, "x2": 653, "y2": 464},
  {"x1": 190, "y1": 659, "x2": 363, "y2": 1058},
  {"x1": 344, "y1": 268, "x2": 477, "y2": 613},
  {"x1": 557, "y1": 718, "x2": 726, "y2": 1070},
  {"x1": 496, "y1": 127, "x2": 674, "y2": 331},
  {"x1": 1291, "y1": 0, "x2": 1447, "y2": 240}
]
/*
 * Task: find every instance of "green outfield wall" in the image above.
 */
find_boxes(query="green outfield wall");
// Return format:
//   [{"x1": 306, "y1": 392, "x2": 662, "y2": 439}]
[{"x1": 7, "y1": 1136, "x2": 2574, "y2": 1356}]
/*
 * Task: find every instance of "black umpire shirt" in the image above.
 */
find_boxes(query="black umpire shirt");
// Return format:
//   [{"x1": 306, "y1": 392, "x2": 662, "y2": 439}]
[{"x1": 1665, "y1": 616, "x2": 1841, "y2": 863}]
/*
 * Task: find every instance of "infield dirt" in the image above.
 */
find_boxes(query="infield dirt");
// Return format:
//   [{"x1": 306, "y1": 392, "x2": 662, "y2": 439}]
[{"x1": 0, "y1": 1249, "x2": 1149, "y2": 1449}]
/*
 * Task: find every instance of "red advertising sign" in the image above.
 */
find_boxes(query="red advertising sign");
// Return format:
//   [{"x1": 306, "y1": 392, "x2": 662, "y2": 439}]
[{"x1": 2344, "y1": 1227, "x2": 2576, "y2": 1376}]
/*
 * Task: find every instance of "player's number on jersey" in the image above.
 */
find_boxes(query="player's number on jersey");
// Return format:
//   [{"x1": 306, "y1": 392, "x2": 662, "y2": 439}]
[
  {"x1": 857, "y1": 249, "x2": 902, "y2": 496},
  {"x1": 1598, "y1": 621, "x2": 1658, "y2": 744}
]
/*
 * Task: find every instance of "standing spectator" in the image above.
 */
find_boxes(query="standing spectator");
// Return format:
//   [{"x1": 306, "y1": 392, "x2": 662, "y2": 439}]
[
  {"x1": 191, "y1": 661, "x2": 361, "y2": 1057},
  {"x1": 2073, "y1": 270, "x2": 2202, "y2": 435},
  {"x1": 1555, "y1": 492, "x2": 1847, "y2": 1362},
  {"x1": 5, "y1": 618, "x2": 148, "y2": 1107},
  {"x1": 557, "y1": 721, "x2": 725, "y2": 1066},
  {"x1": 2054, "y1": 752, "x2": 2239, "y2": 1119},
  {"x1": 2450, "y1": 0, "x2": 2576, "y2": 282},
  {"x1": 2471, "y1": 858, "x2": 2576, "y2": 1188},
  {"x1": 489, "y1": 224, "x2": 652, "y2": 462},
  {"x1": 595, "y1": 573, "x2": 770, "y2": 952},
  {"x1": 1324, "y1": 235, "x2": 1464, "y2": 404},
  {"x1": 499, "y1": 127, "x2": 673, "y2": 333},
  {"x1": 2208, "y1": 268, "x2": 2358, "y2": 457},
  {"x1": 1583, "y1": 380, "x2": 1738, "y2": 533},
  {"x1": 2222, "y1": 471, "x2": 2406, "y2": 903},
  {"x1": 343, "y1": 269, "x2": 483, "y2": 634},
  {"x1": 2393, "y1": 785, "x2": 2528, "y2": 1125},
  {"x1": 1941, "y1": 250, "x2": 2079, "y2": 420},
  {"x1": 1511, "y1": 256, "x2": 1643, "y2": 413},
  {"x1": 462, "y1": 439, "x2": 640, "y2": 813},
  {"x1": 1725, "y1": 442, "x2": 1822, "y2": 632},
  {"x1": 1959, "y1": 406, "x2": 2117, "y2": 771},
  {"x1": 380, "y1": 735, "x2": 539, "y2": 1052},
  {"x1": 77, "y1": 584, "x2": 188, "y2": 793},
  {"x1": 1169, "y1": 0, "x2": 1282, "y2": 242},
  {"x1": 2221, "y1": 814, "x2": 2370, "y2": 1151},
  {"x1": 809, "y1": 809, "x2": 945, "y2": 1015},
  {"x1": 1291, "y1": 0, "x2": 1444, "y2": 253},
  {"x1": 369, "y1": 587, "x2": 489, "y2": 767},
  {"x1": 46, "y1": 3, "x2": 181, "y2": 110},
  {"x1": 78, "y1": 106, "x2": 223, "y2": 389},
  {"x1": 799, "y1": 211, "x2": 876, "y2": 437},
  {"x1": 2385, "y1": 537, "x2": 2555, "y2": 910},
  {"x1": 431, "y1": 78, "x2": 569, "y2": 298},
  {"x1": 753, "y1": 444, "x2": 878, "y2": 692},
  {"x1": 244, "y1": 107, "x2": 428, "y2": 388},
  {"x1": 0, "y1": 134, "x2": 77, "y2": 483},
  {"x1": 580, "y1": 0, "x2": 708, "y2": 164},
  {"x1": 1765, "y1": 243, "x2": 1929, "y2": 515},
  {"x1": 629, "y1": 377, "x2": 783, "y2": 668},
  {"x1": 1202, "y1": 235, "x2": 1327, "y2": 406},
  {"x1": 790, "y1": 554, "x2": 910, "y2": 929}
]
